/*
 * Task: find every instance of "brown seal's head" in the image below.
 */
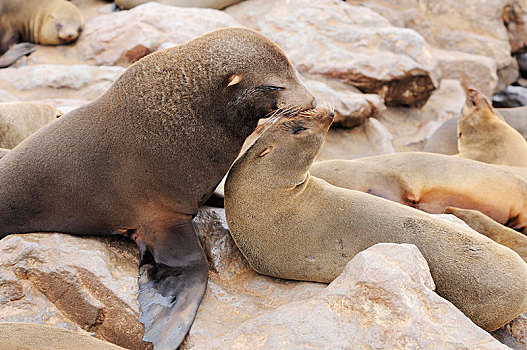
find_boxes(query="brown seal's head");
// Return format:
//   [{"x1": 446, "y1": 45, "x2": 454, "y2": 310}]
[
  {"x1": 37, "y1": 0, "x2": 84, "y2": 45},
  {"x1": 229, "y1": 106, "x2": 334, "y2": 188}
]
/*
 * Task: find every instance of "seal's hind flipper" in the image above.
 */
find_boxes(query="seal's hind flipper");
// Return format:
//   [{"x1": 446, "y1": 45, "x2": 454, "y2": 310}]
[
  {"x1": 0, "y1": 43, "x2": 36, "y2": 68},
  {"x1": 137, "y1": 222, "x2": 208, "y2": 349}
]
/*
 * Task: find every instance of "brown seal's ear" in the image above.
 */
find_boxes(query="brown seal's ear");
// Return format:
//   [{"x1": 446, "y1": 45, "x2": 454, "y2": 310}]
[{"x1": 227, "y1": 74, "x2": 243, "y2": 87}]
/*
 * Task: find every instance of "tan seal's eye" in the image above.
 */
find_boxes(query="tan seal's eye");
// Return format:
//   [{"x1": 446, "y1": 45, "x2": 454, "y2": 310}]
[{"x1": 292, "y1": 126, "x2": 307, "y2": 134}]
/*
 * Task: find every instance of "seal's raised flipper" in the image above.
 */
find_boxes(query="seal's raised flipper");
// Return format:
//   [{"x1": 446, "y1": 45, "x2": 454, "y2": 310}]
[
  {"x1": 0, "y1": 43, "x2": 36, "y2": 68},
  {"x1": 136, "y1": 222, "x2": 208, "y2": 349}
]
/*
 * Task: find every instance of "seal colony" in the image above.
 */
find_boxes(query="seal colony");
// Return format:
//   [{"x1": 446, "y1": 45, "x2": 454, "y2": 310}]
[
  {"x1": 0, "y1": 28, "x2": 315, "y2": 348},
  {"x1": 0, "y1": 0, "x2": 84, "y2": 68},
  {"x1": 224, "y1": 106, "x2": 527, "y2": 331}
]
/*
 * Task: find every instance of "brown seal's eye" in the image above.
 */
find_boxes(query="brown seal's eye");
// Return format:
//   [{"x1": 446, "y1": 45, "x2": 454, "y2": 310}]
[
  {"x1": 56, "y1": 23, "x2": 63, "y2": 30},
  {"x1": 265, "y1": 86, "x2": 284, "y2": 91}
]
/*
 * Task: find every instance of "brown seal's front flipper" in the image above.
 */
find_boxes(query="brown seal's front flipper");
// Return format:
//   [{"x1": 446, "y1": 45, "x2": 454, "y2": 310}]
[
  {"x1": 445, "y1": 206, "x2": 527, "y2": 262},
  {"x1": 136, "y1": 221, "x2": 208, "y2": 349},
  {"x1": 0, "y1": 43, "x2": 36, "y2": 68}
]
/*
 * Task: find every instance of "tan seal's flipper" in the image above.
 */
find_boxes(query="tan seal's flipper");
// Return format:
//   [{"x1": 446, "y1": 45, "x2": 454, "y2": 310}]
[
  {"x1": 445, "y1": 206, "x2": 527, "y2": 262},
  {"x1": 226, "y1": 107, "x2": 527, "y2": 331}
]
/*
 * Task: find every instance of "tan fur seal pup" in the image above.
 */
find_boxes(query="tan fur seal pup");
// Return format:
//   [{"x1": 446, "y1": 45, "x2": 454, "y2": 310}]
[
  {"x1": 445, "y1": 207, "x2": 527, "y2": 262},
  {"x1": 0, "y1": 28, "x2": 316, "y2": 349},
  {"x1": 0, "y1": 322, "x2": 125, "y2": 350},
  {"x1": 0, "y1": 102, "x2": 62, "y2": 149},
  {"x1": 115, "y1": 0, "x2": 243, "y2": 10},
  {"x1": 310, "y1": 153, "x2": 527, "y2": 232},
  {"x1": 457, "y1": 88, "x2": 527, "y2": 167},
  {"x1": 425, "y1": 106, "x2": 527, "y2": 156},
  {"x1": 0, "y1": 0, "x2": 84, "y2": 68},
  {"x1": 224, "y1": 106, "x2": 527, "y2": 331}
]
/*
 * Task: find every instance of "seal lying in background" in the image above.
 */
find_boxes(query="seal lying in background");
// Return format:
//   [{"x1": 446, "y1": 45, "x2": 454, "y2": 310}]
[
  {"x1": 457, "y1": 89, "x2": 527, "y2": 167},
  {"x1": 425, "y1": 99, "x2": 527, "y2": 156},
  {"x1": 224, "y1": 106, "x2": 527, "y2": 331},
  {"x1": 0, "y1": 323, "x2": 125, "y2": 350},
  {"x1": 310, "y1": 153, "x2": 527, "y2": 232},
  {"x1": 0, "y1": 0, "x2": 84, "y2": 68},
  {"x1": 445, "y1": 207, "x2": 527, "y2": 262},
  {"x1": 0, "y1": 102, "x2": 62, "y2": 149},
  {"x1": 0, "y1": 28, "x2": 315, "y2": 349},
  {"x1": 115, "y1": 0, "x2": 243, "y2": 10}
]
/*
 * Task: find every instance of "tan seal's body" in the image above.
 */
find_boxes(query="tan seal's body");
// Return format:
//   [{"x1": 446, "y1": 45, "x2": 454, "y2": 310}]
[
  {"x1": 310, "y1": 153, "x2": 527, "y2": 232},
  {"x1": 457, "y1": 89, "x2": 527, "y2": 167},
  {"x1": 0, "y1": 0, "x2": 84, "y2": 68},
  {"x1": 225, "y1": 107, "x2": 527, "y2": 331},
  {"x1": 0, "y1": 323, "x2": 125, "y2": 350},
  {"x1": 115, "y1": 0, "x2": 243, "y2": 10},
  {"x1": 0, "y1": 102, "x2": 62, "y2": 149},
  {"x1": 0, "y1": 28, "x2": 315, "y2": 349},
  {"x1": 445, "y1": 207, "x2": 527, "y2": 262}
]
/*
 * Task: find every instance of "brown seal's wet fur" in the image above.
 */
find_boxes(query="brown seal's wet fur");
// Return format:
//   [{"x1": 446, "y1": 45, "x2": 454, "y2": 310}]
[
  {"x1": 0, "y1": 28, "x2": 315, "y2": 348},
  {"x1": 0, "y1": 0, "x2": 84, "y2": 68},
  {"x1": 225, "y1": 107, "x2": 527, "y2": 331},
  {"x1": 457, "y1": 88, "x2": 527, "y2": 167}
]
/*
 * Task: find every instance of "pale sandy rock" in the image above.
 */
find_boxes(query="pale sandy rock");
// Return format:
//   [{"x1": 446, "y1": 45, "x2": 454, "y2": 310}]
[
  {"x1": 0, "y1": 64, "x2": 124, "y2": 101},
  {"x1": 73, "y1": 3, "x2": 241, "y2": 66},
  {"x1": 0, "y1": 234, "x2": 149, "y2": 350},
  {"x1": 226, "y1": 0, "x2": 439, "y2": 107},
  {"x1": 195, "y1": 243, "x2": 508, "y2": 350},
  {"x1": 493, "y1": 312, "x2": 527, "y2": 349},
  {"x1": 35, "y1": 98, "x2": 90, "y2": 114},
  {"x1": 193, "y1": 207, "x2": 250, "y2": 280},
  {"x1": 315, "y1": 117, "x2": 395, "y2": 161},
  {"x1": 304, "y1": 78, "x2": 385, "y2": 128},
  {"x1": 0, "y1": 90, "x2": 19, "y2": 103},
  {"x1": 379, "y1": 79, "x2": 466, "y2": 152},
  {"x1": 349, "y1": 0, "x2": 513, "y2": 70},
  {"x1": 433, "y1": 49, "x2": 498, "y2": 97},
  {"x1": 497, "y1": 59, "x2": 520, "y2": 92}
]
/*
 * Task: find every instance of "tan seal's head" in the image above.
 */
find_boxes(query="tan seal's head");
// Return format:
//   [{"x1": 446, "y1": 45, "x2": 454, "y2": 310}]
[
  {"x1": 36, "y1": 0, "x2": 84, "y2": 45},
  {"x1": 458, "y1": 88, "x2": 527, "y2": 167},
  {"x1": 232, "y1": 106, "x2": 334, "y2": 187}
]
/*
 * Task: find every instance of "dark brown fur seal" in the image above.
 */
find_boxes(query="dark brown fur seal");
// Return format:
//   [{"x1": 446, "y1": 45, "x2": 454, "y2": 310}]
[
  {"x1": 0, "y1": 0, "x2": 84, "y2": 68},
  {"x1": 224, "y1": 106, "x2": 527, "y2": 332},
  {"x1": 0, "y1": 28, "x2": 315, "y2": 348}
]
